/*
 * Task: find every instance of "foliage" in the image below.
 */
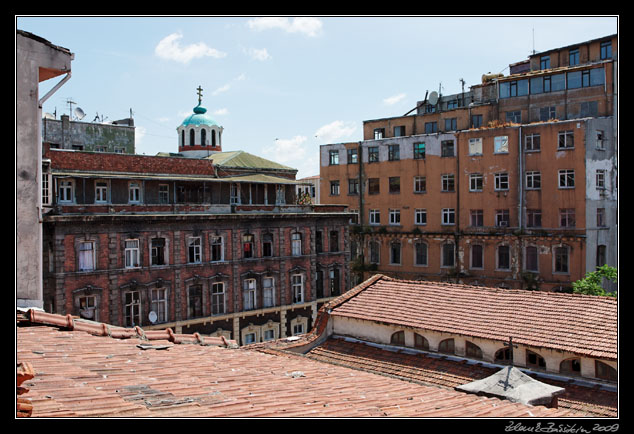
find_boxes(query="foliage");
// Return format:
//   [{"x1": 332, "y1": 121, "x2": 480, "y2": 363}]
[{"x1": 572, "y1": 265, "x2": 617, "y2": 298}]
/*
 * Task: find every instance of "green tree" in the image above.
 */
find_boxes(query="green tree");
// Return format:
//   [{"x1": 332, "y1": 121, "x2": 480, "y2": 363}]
[{"x1": 572, "y1": 265, "x2": 617, "y2": 297}]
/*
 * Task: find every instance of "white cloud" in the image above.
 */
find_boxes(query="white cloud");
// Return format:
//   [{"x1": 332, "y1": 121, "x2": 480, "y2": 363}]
[
  {"x1": 134, "y1": 125, "x2": 146, "y2": 144},
  {"x1": 246, "y1": 47, "x2": 272, "y2": 61},
  {"x1": 314, "y1": 120, "x2": 356, "y2": 143},
  {"x1": 263, "y1": 136, "x2": 308, "y2": 165},
  {"x1": 247, "y1": 17, "x2": 323, "y2": 37},
  {"x1": 213, "y1": 74, "x2": 246, "y2": 95},
  {"x1": 383, "y1": 93, "x2": 406, "y2": 105},
  {"x1": 213, "y1": 108, "x2": 228, "y2": 115},
  {"x1": 155, "y1": 32, "x2": 226, "y2": 63}
]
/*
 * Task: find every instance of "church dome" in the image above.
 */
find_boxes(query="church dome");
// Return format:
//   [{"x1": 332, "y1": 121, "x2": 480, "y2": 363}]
[{"x1": 180, "y1": 103, "x2": 219, "y2": 128}]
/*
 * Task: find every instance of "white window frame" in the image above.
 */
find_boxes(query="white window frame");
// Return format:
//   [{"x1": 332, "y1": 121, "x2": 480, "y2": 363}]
[
  {"x1": 150, "y1": 287, "x2": 168, "y2": 323},
  {"x1": 210, "y1": 235, "x2": 224, "y2": 262},
  {"x1": 158, "y1": 184, "x2": 169, "y2": 204},
  {"x1": 78, "y1": 241, "x2": 95, "y2": 272},
  {"x1": 494, "y1": 172, "x2": 509, "y2": 191},
  {"x1": 441, "y1": 174, "x2": 455, "y2": 192},
  {"x1": 125, "y1": 239, "x2": 140, "y2": 269},
  {"x1": 123, "y1": 290, "x2": 141, "y2": 327},
  {"x1": 469, "y1": 173, "x2": 483, "y2": 192},
  {"x1": 188, "y1": 236, "x2": 202, "y2": 263},
  {"x1": 413, "y1": 176, "x2": 426, "y2": 193},
  {"x1": 558, "y1": 170, "x2": 575, "y2": 189},
  {"x1": 291, "y1": 274, "x2": 304, "y2": 304},
  {"x1": 291, "y1": 232, "x2": 302, "y2": 256},
  {"x1": 58, "y1": 179, "x2": 74, "y2": 203},
  {"x1": 243, "y1": 279, "x2": 257, "y2": 310},
  {"x1": 95, "y1": 180, "x2": 109, "y2": 203},
  {"x1": 389, "y1": 209, "x2": 401, "y2": 226},
  {"x1": 494, "y1": 136, "x2": 509, "y2": 154},
  {"x1": 414, "y1": 209, "x2": 427, "y2": 225},
  {"x1": 369, "y1": 209, "x2": 380, "y2": 225},
  {"x1": 596, "y1": 170, "x2": 606, "y2": 190},
  {"x1": 263, "y1": 277, "x2": 275, "y2": 308},
  {"x1": 442, "y1": 208, "x2": 455, "y2": 225},
  {"x1": 79, "y1": 295, "x2": 97, "y2": 320},
  {"x1": 128, "y1": 181, "x2": 141, "y2": 204},
  {"x1": 468, "y1": 138, "x2": 482, "y2": 156},
  {"x1": 525, "y1": 171, "x2": 541, "y2": 190},
  {"x1": 211, "y1": 282, "x2": 226, "y2": 315}
]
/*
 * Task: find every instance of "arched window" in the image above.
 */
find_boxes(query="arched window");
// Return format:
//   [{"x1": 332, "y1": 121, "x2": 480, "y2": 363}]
[
  {"x1": 560, "y1": 358, "x2": 581, "y2": 376},
  {"x1": 390, "y1": 331, "x2": 405, "y2": 346},
  {"x1": 526, "y1": 350, "x2": 546, "y2": 369},
  {"x1": 189, "y1": 129, "x2": 195, "y2": 146},
  {"x1": 595, "y1": 361, "x2": 617, "y2": 381},
  {"x1": 438, "y1": 338, "x2": 455, "y2": 354},
  {"x1": 211, "y1": 130, "x2": 216, "y2": 147},
  {"x1": 466, "y1": 341, "x2": 483, "y2": 359},
  {"x1": 495, "y1": 347, "x2": 511, "y2": 364},
  {"x1": 181, "y1": 130, "x2": 185, "y2": 147},
  {"x1": 201, "y1": 129, "x2": 207, "y2": 146},
  {"x1": 414, "y1": 333, "x2": 429, "y2": 350}
]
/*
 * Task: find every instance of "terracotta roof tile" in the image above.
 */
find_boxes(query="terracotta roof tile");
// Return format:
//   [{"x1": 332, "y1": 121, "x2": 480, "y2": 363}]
[
  {"x1": 17, "y1": 312, "x2": 586, "y2": 418},
  {"x1": 328, "y1": 276, "x2": 617, "y2": 360}
]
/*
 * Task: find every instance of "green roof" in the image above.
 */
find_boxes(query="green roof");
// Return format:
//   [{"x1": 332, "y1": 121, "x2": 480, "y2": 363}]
[
  {"x1": 207, "y1": 151, "x2": 296, "y2": 172},
  {"x1": 180, "y1": 104, "x2": 220, "y2": 128}
]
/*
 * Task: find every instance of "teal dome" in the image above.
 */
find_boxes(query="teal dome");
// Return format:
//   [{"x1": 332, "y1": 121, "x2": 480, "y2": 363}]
[{"x1": 180, "y1": 104, "x2": 220, "y2": 128}]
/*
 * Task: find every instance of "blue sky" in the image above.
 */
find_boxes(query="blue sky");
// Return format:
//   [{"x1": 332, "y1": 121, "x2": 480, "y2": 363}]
[{"x1": 17, "y1": 16, "x2": 617, "y2": 179}]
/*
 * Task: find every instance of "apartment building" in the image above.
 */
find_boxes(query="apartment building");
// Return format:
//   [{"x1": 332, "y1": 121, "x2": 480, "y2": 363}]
[{"x1": 320, "y1": 34, "x2": 617, "y2": 291}]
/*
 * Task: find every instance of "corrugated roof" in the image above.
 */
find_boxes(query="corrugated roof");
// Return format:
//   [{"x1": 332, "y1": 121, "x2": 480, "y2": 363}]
[
  {"x1": 207, "y1": 150, "x2": 296, "y2": 171},
  {"x1": 328, "y1": 275, "x2": 617, "y2": 361},
  {"x1": 16, "y1": 310, "x2": 585, "y2": 418}
]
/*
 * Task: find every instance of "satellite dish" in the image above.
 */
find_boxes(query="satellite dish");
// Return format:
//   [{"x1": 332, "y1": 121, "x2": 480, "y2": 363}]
[
  {"x1": 428, "y1": 91, "x2": 438, "y2": 105},
  {"x1": 74, "y1": 107, "x2": 86, "y2": 120},
  {"x1": 148, "y1": 311, "x2": 158, "y2": 324}
]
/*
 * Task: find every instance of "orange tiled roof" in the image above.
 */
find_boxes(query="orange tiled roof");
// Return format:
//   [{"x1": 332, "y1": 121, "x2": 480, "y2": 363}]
[
  {"x1": 16, "y1": 310, "x2": 585, "y2": 417},
  {"x1": 327, "y1": 276, "x2": 617, "y2": 360}
]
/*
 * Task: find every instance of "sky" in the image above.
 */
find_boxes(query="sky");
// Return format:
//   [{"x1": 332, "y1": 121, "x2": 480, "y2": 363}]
[{"x1": 16, "y1": 16, "x2": 618, "y2": 179}]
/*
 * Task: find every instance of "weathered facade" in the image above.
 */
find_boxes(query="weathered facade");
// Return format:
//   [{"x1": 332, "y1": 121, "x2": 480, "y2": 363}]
[{"x1": 320, "y1": 34, "x2": 617, "y2": 292}]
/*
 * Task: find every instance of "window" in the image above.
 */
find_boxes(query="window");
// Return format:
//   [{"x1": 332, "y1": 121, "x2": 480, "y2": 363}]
[
  {"x1": 244, "y1": 333, "x2": 256, "y2": 344},
  {"x1": 150, "y1": 288, "x2": 168, "y2": 323},
  {"x1": 368, "y1": 178, "x2": 380, "y2": 195},
  {"x1": 125, "y1": 239, "x2": 140, "y2": 268},
  {"x1": 495, "y1": 348, "x2": 511, "y2": 364},
  {"x1": 471, "y1": 114, "x2": 483, "y2": 128},
  {"x1": 292, "y1": 274, "x2": 304, "y2": 304},
  {"x1": 506, "y1": 111, "x2": 521, "y2": 123},
  {"x1": 188, "y1": 237, "x2": 202, "y2": 263},
  {"x1": 369, "y1": 241, "x2": 380, "y2": 264},
  {"x1": 128, "y1": 182, "x2": 141, "y2": 203},
  {"x1": 469, "y1": 173, "x2": 483, "y2": 192},
  {"x1": 596, "y1": 170, "x2": 606, "y2": 190},
  {"x1": 558, "y1": 131, "x2": 574, "y2": 149},
  {"x1": 595, "y1": 361, "x2": 617, "y2": 381},
  {"x1": 414, "y1": 242, "x2": 427, "y2": 266},
  {"x1": 291, "y1": 233, "x2": 302, "y2": 256},
  {"x1": 211, "y1": 282, "x2": 225, "y2": 314},
  {"x1": 393, "y1": 126, "x2": 406, "y2": 137},
  {"x1": 526, "y1": 210, "x2": 542, "y2": 229},
  {"x1": 494, "y1": 173, "x2": 509, "y2": 191},
  {"x1": 315, "y1": 230, "x2": 323, "y2": 254},
  {"x1": 369, "y1": 209, "x2": 380, "y2": 225},
  {"x1": 390, "y1": 331, "x2": 405, "y2": 346},
  {"x1": 494, "y1": 136, "x2": 509, "y2": 153},
  {"x1": 415, "y1": 209, "x2": 427, "y2": 226},
  {"x1": 58, "y1": 180, "x2": 74, "y2": 203},
  {"x1": 413, "y1": 142, "x2": 425, "y2": 159},
  {"x1": 243, "y1": 279, "x2": 257, "y2": 310},
  {"x1": 42, "y1": 172, "x2": 51, "y2": 206},
  {"x1": 526, "y1": 350, "x2": 546, "y2": 369},
  {"x1": 347, "y1": 148, "x2": 358, "y2": 164},
  {"x1": 597, "y1": 208, "x2": 606, "y2": 227},
  {"x1": 441, "y1": 140, "x2": 454, "y2": 157},
  {"x1": 316, "y1": 270, "x2": 324, "y2": 299},
  {"x1": 414, "y1": 176, "x2": 426, "y2": 193},
  {"x1": 444, "y1": 118, "x2": 457, "y2": 131},
  {"x1": 425, "y1": 122, "x2": 437, "y2": 134},
  {"x1": 262, "y1": 233, "x2": 273, "y2": 257},
  {"x1": 442, "y1": 243, "x2": 455, "y2": 267},
  {"x1": 188, "y1": 285, "x2": 203, "y2": 318},
  {"x1": 388, "y1": 144, "x2": 400, "y2": 161},
  {"x1": 438, "y1": 338, "x2": 455, "y2": 354},
  {"x1": 554, "y1": 246, "x2": 569, "y2": 273},
  {"x1": 470, "y1": 210, "x2": 483, "y2": 227},
  {"x1": 390, "y1": 241, "x2": 401, "y2": 265},
  {"x1": 466, "y1": 341, "x2": 483, "y2": 359},
  {"x1": 124, "y1": 291, "x2": 141, "y2": 327},
  {"x1": 330, "y1": 180, "x2": 340, "y2": 196},
  {"x1": 600, "y1": 41, "x2": 612, "y2": 60},
  {"x1": 525, "y1": 171, "x2": 541, "y2": 190},
  {"x1": 374, "y1": 128, "x2": 385, "y2": 140},
  {"x1": 525, "y1": 245, "x2": 539, "y2": 272},
  {"x1": 79, "y1": 295, "x2": 97, "y2": 320},
  {"x1": 78, "y1": 241, "x2": 95, "y2": 271},
  {"x1": 329, "y1": 230, "x2": 339, "y2": 252},
  {"x1": 263, "y1": 329, "x2": 275, "y2": 342},
  {"x1": 551, "y1": 73, "x2": 565, "y2": 91},
  {"x1": 596, "y1": 130, "x2": 606, "y2": 150},
  {"x1": 469, "y1": 138, "x2": 482, "y2": 155},
  {"x1": 442, "y1": 208, "x2": 455, "y2": 225},
  {"x1": 201, "y1": 129, "x2": 207, "y2": 146},
  {"x1": 263, "y1": 277, "x2": 275, "y2": 308},
  {"x1": 560, "y1": 209, "x2": 576, "y2": 228},
  {"x1": 569, "y1": 48, "x2": 579, "y2": 66},
  {"x1": 389, "y1": 209, "x2": 400, "y2": 226},
  {"x1": 539, "y1": 106, "x2": 556, "y2": 121},
  {"x1": 348, "y1": 178, "x2": 359, "y2": 195},
  {"x1": 368, "y1": 146, "x2": 379, "y2": 162},
  {"x1": 559, "y1": 170, "x2": 575, "y2": 188},
  {"x1": 159, "y1": 184, "x2": 169, "y2": 204},
  {"x1": 497, "y1": 245, "x2": 510, "y2": 270},
  {"x1": 329, "y1": 268, "x2": 341, "y2": 296},
  {"x1": 95, "y1": 181, "x2": 108, "y2": 203},
  {"x1": 414, "y1": 334, "x2": 429, "y2": 350},
  {"x1": 189, "y1": 129, "x2": 195, "y2": 146},
  {"x1": 540, "y1": 55, "x2": 550, "y2": 69},
  {"x1": 329, "y1": 150, "x2": 339, "y2": 165},
  {"x1": 211, "y1": 236, "x2": 224, "y2": 262},
  {"x1": 230, "y1": 183, "x2": 240, "y2": 205},
  {"x1": 496, "y1": 210, "x2": 510, "y2": 227},
  {"x1": 151, "y1": 238, "x2": 166, "y2": 266},
  {"x1": 471, "y1": 244, "x2": 483, "y2": 269},
  {"x1": 525, "y1": 134, "x2": 540, "y2": 151},
  {"x1": 560, "y1": 358, "x2": 581, "y2": 376},
  {"x1": 389, "y1": 177, "x2": 400, "y2": 194},
  {"x1": 441, "y1": 174, "x2": 455, "y2": 192}
]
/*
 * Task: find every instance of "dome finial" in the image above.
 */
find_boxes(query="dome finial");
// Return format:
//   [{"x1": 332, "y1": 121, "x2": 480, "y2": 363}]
[{"x1": 196, "y1": 85, "x2": 203, "y2": 105}]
